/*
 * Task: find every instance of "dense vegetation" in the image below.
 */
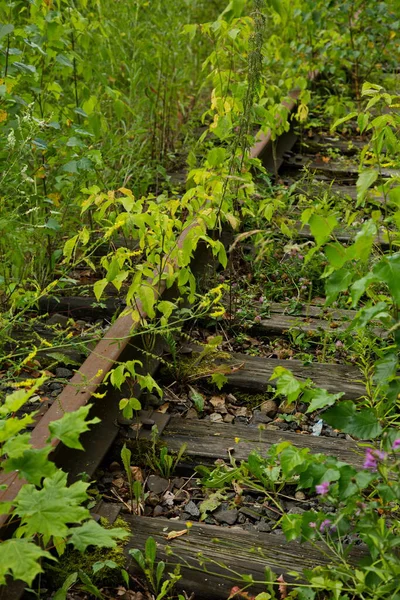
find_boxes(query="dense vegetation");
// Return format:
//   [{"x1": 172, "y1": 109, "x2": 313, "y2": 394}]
[{"x1": 0, "y1": 0, "x2": 400, "y2": 598}]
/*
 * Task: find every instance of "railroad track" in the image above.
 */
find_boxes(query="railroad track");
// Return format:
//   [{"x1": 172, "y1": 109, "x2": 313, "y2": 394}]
[{"x1": 0, "y1": 83, "x2": 395, "y2": 600}]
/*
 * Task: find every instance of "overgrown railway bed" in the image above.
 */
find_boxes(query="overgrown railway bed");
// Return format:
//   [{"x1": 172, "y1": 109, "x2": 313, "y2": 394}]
[{"x1": 1, "y1": 90, "x2": 399, "y2": 600}]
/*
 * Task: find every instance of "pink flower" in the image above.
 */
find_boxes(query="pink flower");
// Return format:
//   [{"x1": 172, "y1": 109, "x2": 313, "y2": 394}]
[
  {"x1": 392, "y1": 439, "x2": 400, "y2": 450},
  {"x1": 254, "y1": 315, "x2": 262, "y2": 323},
  {"x1": 316, "y1": 481, "x2": 330, "y2": 496},
  {"x1": 259, "y1": 296, "x2": 265, "y2": 303},
  {"x1": 363, "y1": 448, "x2": 386, "y2": 471},
  {"x1": 320, "y1": 519, "x2": 334, "y2": 533},
  {"x1": 335, "y1": 340, "x2": 343, "y2": 348},
  {"x1": 309, "y1": 522, "x2": 317, "y2": 529}
]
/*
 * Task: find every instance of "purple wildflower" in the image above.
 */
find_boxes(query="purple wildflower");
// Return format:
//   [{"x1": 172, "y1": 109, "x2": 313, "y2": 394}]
[
  {"x1": 315, "y1": 481, "x2": 330, "y2": 496},
  {"x1": 319, "y1": 519, "x2": 332, "y2": 533},
  {"x1": 335, "y1": 340, "x2": 343, "y2": 348},
  {"x1": 254, "y1": 315, "x2": 262, "y2": 323},
  {"x1": 392, "y1": 439, "x2": 400, "y2": 450},
  {"x1": 309, "y1": 522, "x2": 317, "y2": 529},
  {"x1": 259, "y1": 296, "x2": 265, "y2": 304},
  {"x1": 363, "y1": 448, "x2": 386, "y2": 472}
]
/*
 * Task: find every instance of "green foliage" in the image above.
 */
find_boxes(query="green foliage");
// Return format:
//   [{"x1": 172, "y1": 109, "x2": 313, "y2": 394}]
[
  {"x1": 129, "y1": 536, "x2": 182, "y2": 598},
  {"x1": 0, "y1": 383, "x2": 129, "y2": 587}
]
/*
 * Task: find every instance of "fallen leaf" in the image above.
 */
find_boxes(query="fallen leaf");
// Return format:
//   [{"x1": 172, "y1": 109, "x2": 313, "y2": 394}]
[
  {"x1": 130, "y1": 466, "x2": 144, "y2": 482},
  {"x1": 210, "y1": 395, "x2": 227, "y2": 413},
  {"x1": 165, "y1": 529, "x2": 188, "y2": 540},
  {"x1": 157, "y1": 402, "x2": 170, "y2": 413},
  {"x1": 277, "y1": 574, "x2": 288, "y2": 599}
]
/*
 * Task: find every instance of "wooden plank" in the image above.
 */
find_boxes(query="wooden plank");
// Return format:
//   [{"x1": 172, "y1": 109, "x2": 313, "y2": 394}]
[
  {"x1": 124, "y1": 515, "x2": 365, "y2": 600},
  {"x1": 221, "y1": 354, "x2": 365, "y2": 400},
  {"x1": 162, "y1": 417, "x2": 363, "y2": 467},
  {"x1": 269, "y1": 302, "x2": 357, "y2": 319},
  {"x1": 283, "y1": 157, "x2": 400, "y2": 179},
  {"x1": 257, "y1": 312, "x2": 350, "y2": 335}
]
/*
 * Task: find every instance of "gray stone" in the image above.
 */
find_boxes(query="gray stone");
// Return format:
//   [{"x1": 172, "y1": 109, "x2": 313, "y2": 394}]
[
  {"x1": 153, "y1": 505, "x2": 164, "y2": 517},
  {"x1": 146, "y1": 492, "x2": 161, "y2": 507},
  {"x1": 172, "y1": 477, "x2": 185, "y2": 490},
  {"x1": 256, "y1": 519, "x2": 272, "y2": 533},
  {"x1": 252, "y1": 410, "x2": 272, "y2": 425},
  {"x1": 260, "y1": 399, "x2": 278, "y2": 417},
  {"x1": 49, "y1": 382, "x2": 63, "y2": 390},
  {"x1": 213, "y1": 508, "x2": 238, "y2": 525},
  {"x1": 184, "y1": 501, "x2": 200, "y2": 518},
  {"x1": 288, "y1": 506, "x2": 305, "y2": 515},
  {"x1": 47, "y1": 313, "x2": 69, "y2": 327},
  {"x1": 147, "y1": 475, "x2": 169, "y2": 495},
  {"x1": 264, "y1": 508, "x2": 280, "y2": 521},
  {"x1": 55, "y1": 367, "x2": 73, "y2": 378},
  {"x1": 239, "y1": 507, "x2": 263, "y2": 521}
]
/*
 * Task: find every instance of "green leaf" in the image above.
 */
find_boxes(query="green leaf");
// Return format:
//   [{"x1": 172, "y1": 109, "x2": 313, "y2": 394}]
[
  {"x1": 281, "y1": 513, "x2": 303, "y2": 541},
  {"x1": 356, "y1": 170, "x2": 378, "y2": 205},
  {"x1": 331, "y1": 112, "x2": 357, "y2": 130},
  {"x1": 14, "y1": 471, "x2": 90, "y2": 545},
  {"x1": 68, "y1": 519, "x2": 129, "y2": 552},
  {"x1": 2, "y1": 432, "x2": 31, "y2": 459},
  {"x1": 323, "y1": 401, "x2": 356, "y2": 429},
  {"x1": 306, "y1": 390, "x2": 344, "y2": 414},
  {"x1": 93, "y1": 278, "x2": 108, "y2": 302},
  {"x1": 280, "y1": 446, "x2": 310, "y2": 478},
  {"x1": 56, "y1": 54, "x2": 73, "y2": 68},
  {"x1": 0, "y1": 24, "x2": 14, "y2": 40},
  {"x1": 325, "y1": 268, "x2": 352, "y2": 304},
  {"x1": 3, "y1": 447, "x2": 56, "y2": 485},
  {"x1": 77, "y1": 570, "x2": 103, "y2": 599},
  {"x1": 373, "y1": 352, "x2": 398, "y2": 386},
  {"x1": 48, "y1": 405, "x2": 100, "y2": 450},
  {"x1": 145, "y1": 536, "x2": 157, "y2": 567},
  {"x1": 121, "y1": 444, "x2": 132, "y2": 486},
  {"x1": 0, "y1": 539, "x2": 54, "y2": 586},
  {"x1": 373, "y1": 254, "x2": 400, "y2": 306},
  {"x1": 129, "y1": 548, "x2": 146, "y2": 571},
  {"x1": 206, "y1": 147, "x2": 226, "y2": 167},
  {"x1": 347, "y1": 408, "x2": 382, "y2": 439},
  {"x1": 270, "y1": 367, "x2": 306, "y2": 403},
  {"x1": 13, "y1": 61, "x2": 36, "y2": 74},
  {"x1": 138, "y1": 284, "x2": 156, "y2": 319},
  {"x1": 211, "y1": 372, "x2": 228, "y2": 390},
  {"x1": 188, "y1": 386, "x2": 204, "y2": 412},
  {"x1": 309, "y1": 214, "x2": 337, "y2": 247},
  {"x1": 324, "y1": 403, "x2": 381, "y2": 439},
  {"x1": 53, "y1": 572, "x2": 78, "y2": 600},
  {"x1": 92, "y1": 560, "x2": 118, "y2": 575},
  {"x1": 199, "y1": 492, "x2": 223, "y2": 518}
]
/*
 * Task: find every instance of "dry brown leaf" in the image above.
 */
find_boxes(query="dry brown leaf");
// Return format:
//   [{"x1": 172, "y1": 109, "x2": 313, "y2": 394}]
[
  {"x1": 277, "y1": 574, "x2": 288, "y2": 599},
  {"x1": 165, "y1": 529, "x2": 188, "y2": 540},
  {"x1": 157, "y1": 402, "x2": 170, "y2": 413},
  {"x1": 210, "y1": 396, "x2": 227, "y2": 413},
  {"x1": 130, "y1": 466, "x2": 144, "y2": 482}
]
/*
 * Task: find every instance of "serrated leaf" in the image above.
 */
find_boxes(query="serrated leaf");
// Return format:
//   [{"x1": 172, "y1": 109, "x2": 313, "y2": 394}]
[
  {"x1": 68, "y1": 519, "x2": 129, "y2": 552},
  {"x1": 3, "y1": 446, "x2": 56, "y2": 485},
  {"x1": 14, "y1": 471, "x2": 90, "y2": 544},
  {"x1": 0, "y1": 539, "x2": 54, "y2": 586},
  {"x1": 48, "y1": 404, "x2": 100, "y2": 450}
]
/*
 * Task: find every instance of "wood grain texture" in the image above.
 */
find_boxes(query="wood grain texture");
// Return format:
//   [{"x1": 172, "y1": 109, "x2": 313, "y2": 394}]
[
  {"x1": 221, "y1": 353, "x2": 365, "y2": 400},
  {"x1": 124, "y1": 515, "x2": 366, "y2": 600},
  {"x1": 162, "y1": 417, "x2": 363, "y2": 467}
]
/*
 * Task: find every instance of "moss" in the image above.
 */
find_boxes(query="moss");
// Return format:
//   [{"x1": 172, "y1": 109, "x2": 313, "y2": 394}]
[
  {"x1": 234, "y1": 391, "x2": 268, "y2": 409},
  {"x1": 45, "y1": 516, "x2": 130, "y2": 589}
]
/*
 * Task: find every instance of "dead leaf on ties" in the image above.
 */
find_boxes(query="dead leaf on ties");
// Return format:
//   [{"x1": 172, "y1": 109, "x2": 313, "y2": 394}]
[
  {"x1": 157, "y1": 402, "x2": 170, "y2": 413},
  {"x1": 165, "y1": 529, "x2": 188, "y2": 540},
  {"x1": 277, "y1": 574, "x2": 288, "y2": 599}
]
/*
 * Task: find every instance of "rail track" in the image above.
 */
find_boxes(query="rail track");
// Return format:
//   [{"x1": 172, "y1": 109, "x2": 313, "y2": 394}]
[{"x1": 1, "y1": 78, "x2": 396, "y2": 599}]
